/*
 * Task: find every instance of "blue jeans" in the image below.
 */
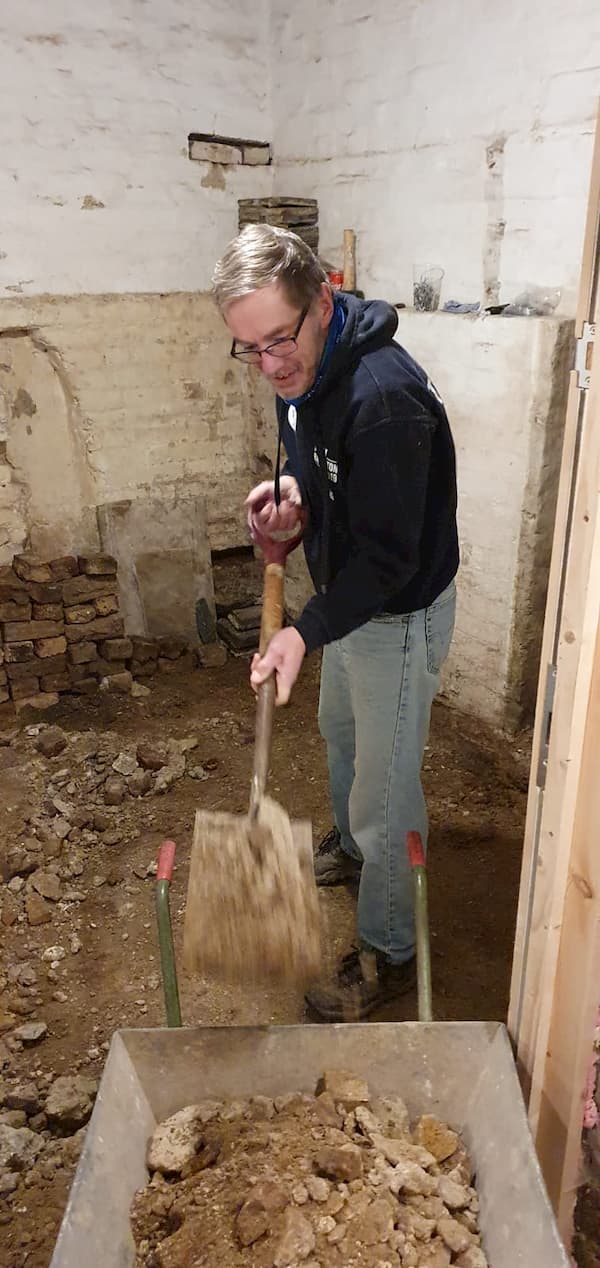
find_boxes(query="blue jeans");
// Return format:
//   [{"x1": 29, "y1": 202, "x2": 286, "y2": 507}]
[{"x1": 318, "y1": 581, "x2": 456, "y2": 965}]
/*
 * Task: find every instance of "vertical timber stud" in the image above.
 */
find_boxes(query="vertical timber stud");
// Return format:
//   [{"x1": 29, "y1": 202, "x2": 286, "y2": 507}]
[{"x1": 508, "y1": 102, "x2": 600, "y2": 1247}]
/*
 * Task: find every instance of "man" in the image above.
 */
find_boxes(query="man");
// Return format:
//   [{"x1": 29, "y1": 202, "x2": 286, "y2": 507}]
[{"x1": 212, "y1": 224, "x2": 459, "y2": 1021}]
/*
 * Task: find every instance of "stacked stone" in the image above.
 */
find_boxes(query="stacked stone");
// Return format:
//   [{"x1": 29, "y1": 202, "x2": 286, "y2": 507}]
[
  {"x1": 0, "y1": 554, "x2": 202, "y2": 711},
  {"x1": 0, "y1": 553, "x2": 127, "y2": 709}
]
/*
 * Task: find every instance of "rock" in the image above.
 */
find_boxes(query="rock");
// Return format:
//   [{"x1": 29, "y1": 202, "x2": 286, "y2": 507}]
[
  {"x1": 371, "y1": 1134, "x2": 436, "y2": 1170},
  {"x1": 413, "y1": 1116, "x2": 459, "y2": 1164},
  {"x1": 235, "y1": 1202, "x2": 269, "y2": 1246},
  {"x1": 197, "y1": 642, "x2": 227, "y2": 668},
  {"x1": 0, "y1": 1123, "x2": 43, "y2": 1170},
  {"x1": 455, "y1": 1248, "x2": 489, "y2": 1268},
  {"x1": 370, "y1": 1096, "x2": 410, "y2": 1137},
  {"x1": 235, "y1": 1181, "x2": 287, "y2": 1246},
  {"x1": 46, "y1": 1075, "x2": 98, "y2": 1132},
  {"x1": 314, "y1": 1143, "x2": 363, "y2": 1182},
  {"x1": 5, "y1": 844, "x2": 42, "y2": 879},
  {"x1": 305, "y1": 1175, "x2": 330, "y2": 1202},
  {"x1": 273, "y1": 1207, "x2": 316, "y2": 1266},
  {"x1": 158, "y1": 636, "x2": 187, "y2": 660},
  {"x1": 104, "y1": 775, "x2": 126, "y2": 806},
  {"x1": 5, "y1": 1083, "x2": 42, "y2": 1115},
  {"x1": 0, "y1": 1110, "x2": 27, "y2": 1129},
  {"x1": 31, "y1": 870, "x2": 61, "y2": 902},
  {"x1": 353, "y1": 1197, "x2": 395, "y2": 1246},
  {"x1": 436, "y1": 1176, "x2": 471, "y2": 1210},
  {"x1": 78, "y1": 553, "x2": 117, "y2": 576},
  {"x1": 131, "y1": 681, "x2": 151, "y2": 698},
  {"x1": 41, "y1": 945, "x2": 66, "y2": 963},
  {"x1": 437, "y1": 1218, "x2": 472, "y2": 1255},
  {"x1": 314, "y1": 1091, "x2": 343, "y2": 1128},
  {"x1": 388, "y1": 1160, "x2": 438, "y2": 1198},
  {"x1": 25, "y1": 893, "x2": 52, "y2": 926},
  {"x1": 187, "y1": 764, "x2": 209, "y2": 781},
  {"x1": 70, "y1": 934, "x2": 83, "y2": 954},
  {"x1": 1, "y1": 893, "x2": 20, "y2": 927},
  {"x1": 29, "y1": 1112, "x2": 48, "y2": 1132},
  {"x1": 103, "y1": 830, "x2": 123, "y2": 847},
  {"x1": 146, "y1": 1105, "x2": 206, "y2": 1174},
  {"x1": 415, "y1": 1239, "x2": 452, "y2": 1267},
  {"x1": 136, "y1": 741, "x2": 169, "y2": 771},
  {"x1": 93, "y1": 810, "x2": 111, "y2": 831},
  {"x1": 12, "y1": 1021, "x2": 48, "y2": 1045},
  {"x1": 154, "y1": 755, "x2": 185, "y2": 794},
  {"x1": 102, "y1": 671, "x2": 132, "y2": 694},
  {"x1": 292, "y1": 1182, "x2": 309, "y2": 1204},
  {"x1": 129, "y1": 769, "x2": 152, "y2": 797},
  {"x1": 36, "y1": 727, "x2": 67, "y2": 758},
  {"x1": 112, "y1": 751, "x2": 139, "y2": 777},
  {"x1": 0, "y1": 1170, "x2": 19, "y2": 1195},
  {"x1": 317, "y1": 1069, "x2": 370, "y2": 1108}
]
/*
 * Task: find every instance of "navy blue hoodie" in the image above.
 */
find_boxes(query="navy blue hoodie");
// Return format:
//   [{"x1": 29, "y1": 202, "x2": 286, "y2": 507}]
[{"x1": 277, "y1": 293, "x2": 459, "y2": 654}]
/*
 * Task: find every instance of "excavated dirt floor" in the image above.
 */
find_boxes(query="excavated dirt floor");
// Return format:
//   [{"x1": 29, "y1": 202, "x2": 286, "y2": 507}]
[{"x1": 0, "y1": 633, "x2": 530, "y2": 1267}]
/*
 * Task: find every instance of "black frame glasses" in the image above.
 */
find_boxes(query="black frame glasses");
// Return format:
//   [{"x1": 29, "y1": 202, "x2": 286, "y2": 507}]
[{"x1": 230, "y1": 303, "x2": 310, "y2": 364}]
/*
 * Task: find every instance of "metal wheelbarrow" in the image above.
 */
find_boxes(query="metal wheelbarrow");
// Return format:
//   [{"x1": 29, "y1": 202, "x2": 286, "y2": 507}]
[{"x1": 50, "y1": 835, "x2": 571, "y2": 1268}]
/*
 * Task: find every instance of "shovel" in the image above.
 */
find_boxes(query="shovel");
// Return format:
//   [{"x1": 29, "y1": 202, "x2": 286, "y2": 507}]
[{"x1": 183, "y1": 511, "x2": 321, "y2": 984}]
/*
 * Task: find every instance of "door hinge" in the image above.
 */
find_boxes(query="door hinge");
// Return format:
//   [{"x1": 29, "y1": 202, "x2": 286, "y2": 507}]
[
  {"x1": 536, "y1": 662, "x2": 557, "y2": 790},
  {"x1": 575, "y1": 321, "x2": 595, "y2": 389}
]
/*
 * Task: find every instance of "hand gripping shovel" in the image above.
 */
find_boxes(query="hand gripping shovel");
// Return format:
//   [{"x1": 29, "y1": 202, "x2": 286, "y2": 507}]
[{"x1": 183, "y1": 510, "x2": 321, "y2": 984}]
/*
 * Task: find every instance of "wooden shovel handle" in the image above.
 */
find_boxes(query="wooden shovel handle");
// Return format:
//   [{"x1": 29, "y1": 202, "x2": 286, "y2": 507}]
[
  {"x1": 259, "y1": 563, "x2": 285, "y2": 654},
  {"x1": 251, "y1": 562, "x2": 286, "y2": 814}
]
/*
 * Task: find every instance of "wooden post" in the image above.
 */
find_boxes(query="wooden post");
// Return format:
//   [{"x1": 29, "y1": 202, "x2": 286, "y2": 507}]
[
  {"x1": 342, "y1": 229, "x2": 356, "y2": 292},
  {"x1": 508, "y1": 102, "x2": 600, "y2": 1245}
]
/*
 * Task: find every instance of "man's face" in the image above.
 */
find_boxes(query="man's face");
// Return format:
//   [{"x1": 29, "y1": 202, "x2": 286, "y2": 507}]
[{"x1": 225, "y1": 281, "x2": 333, "y2": 400}]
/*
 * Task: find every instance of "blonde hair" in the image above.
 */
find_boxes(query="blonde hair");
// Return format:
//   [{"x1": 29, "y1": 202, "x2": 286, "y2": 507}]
[{"x1": 212, "y1": 223, "x2": 327, "y2": 313}]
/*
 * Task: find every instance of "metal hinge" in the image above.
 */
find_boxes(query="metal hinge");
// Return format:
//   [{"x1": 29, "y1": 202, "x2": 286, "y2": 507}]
[
  {"x1": 575, "y1": 322, "x2": 595, "y2": 389},
  {"x1": 536, "y1": 662, "x2": 557, "y2": 790}
]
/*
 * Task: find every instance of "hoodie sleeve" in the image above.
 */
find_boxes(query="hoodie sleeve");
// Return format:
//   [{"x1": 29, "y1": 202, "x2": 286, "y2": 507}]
[{"x1": 293, "y1": 405, "x2": 435, "y2": 653}]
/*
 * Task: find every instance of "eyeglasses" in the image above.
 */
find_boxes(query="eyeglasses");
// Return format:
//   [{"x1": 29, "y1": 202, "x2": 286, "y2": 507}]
[{"x1": 230, "y1": 303, "x2": 310, "y2": 364}]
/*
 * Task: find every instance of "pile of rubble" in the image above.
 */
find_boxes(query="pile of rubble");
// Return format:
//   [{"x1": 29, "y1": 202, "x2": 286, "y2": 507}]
[
  {"x1": 131, "y1": 1069, "x2": 488, "y2": 1268},
  {"x1": 0, "y1": 552, "x2": 224, "y2": 715}
]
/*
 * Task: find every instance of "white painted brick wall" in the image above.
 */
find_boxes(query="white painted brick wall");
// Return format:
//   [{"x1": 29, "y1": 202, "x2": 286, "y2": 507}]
[
  {"x1": 271, "y1": 0, "x2": 600, "y2": 314},
  {"x1": 0, "y1": 1, "x2": 272, "y2": 296}
]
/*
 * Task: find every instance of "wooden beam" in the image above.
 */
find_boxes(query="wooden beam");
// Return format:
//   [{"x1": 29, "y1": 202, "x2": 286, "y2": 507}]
[{"x1": 509, "y1": 103, "x2": 600, "y2": 1089}]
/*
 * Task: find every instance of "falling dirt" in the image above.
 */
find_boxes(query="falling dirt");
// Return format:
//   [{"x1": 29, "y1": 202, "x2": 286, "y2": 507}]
[{"x1": 0, "y1": 648, "x2": 530, "y2": 1267}]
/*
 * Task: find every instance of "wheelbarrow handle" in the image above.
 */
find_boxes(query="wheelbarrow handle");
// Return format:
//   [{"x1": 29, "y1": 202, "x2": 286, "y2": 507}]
[
  {"x1": 407, "y1": 831, "x2": 433, "y2": 1023},
  {"x1": 156, "y1": 840, "x2": 182, "y2": 1028}
]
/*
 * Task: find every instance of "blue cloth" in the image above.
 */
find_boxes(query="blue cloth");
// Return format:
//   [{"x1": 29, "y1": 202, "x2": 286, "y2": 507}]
[{"x1": 286, "y1": 297, "x2": 346, "y2": 407}]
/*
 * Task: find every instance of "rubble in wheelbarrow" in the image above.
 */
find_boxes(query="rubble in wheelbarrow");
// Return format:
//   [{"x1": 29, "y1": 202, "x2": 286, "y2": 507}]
[{"x1": 130, "y1": 1068, "x2": 488, "y2": 1268}]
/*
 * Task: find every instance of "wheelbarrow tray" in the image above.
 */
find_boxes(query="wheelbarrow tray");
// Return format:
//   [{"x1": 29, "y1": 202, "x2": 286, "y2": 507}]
[{"x1": 50, "y1": 1021, "x2": 570, "y2": 1268}]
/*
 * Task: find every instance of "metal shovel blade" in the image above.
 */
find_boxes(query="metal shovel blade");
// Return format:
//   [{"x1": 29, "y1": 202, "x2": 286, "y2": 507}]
[{"x1": 182, "y1": 795, "x2": 322, "y2": 985}]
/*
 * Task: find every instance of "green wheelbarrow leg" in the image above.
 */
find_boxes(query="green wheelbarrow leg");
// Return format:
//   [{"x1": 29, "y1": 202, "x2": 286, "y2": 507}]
[
  {"x1": 407, "y1": 831, "x2": 433, "y2": 1023},
  {"x1": 156, "y1": 840, "x2": 182, "y2": 1027}
]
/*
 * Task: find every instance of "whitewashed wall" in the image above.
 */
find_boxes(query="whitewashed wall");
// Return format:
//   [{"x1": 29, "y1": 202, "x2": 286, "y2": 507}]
[
  {"x1": 0, "y1": 0, "x2": 272, "y2": 297},
  {"x1": 271, "y1": 0, "x2": 600, "y2": 314}
]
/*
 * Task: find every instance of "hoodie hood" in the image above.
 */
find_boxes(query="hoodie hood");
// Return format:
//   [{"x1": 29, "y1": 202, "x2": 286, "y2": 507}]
[{"x1": 316, "y1": 293, "x2": 399, "y2": 397}]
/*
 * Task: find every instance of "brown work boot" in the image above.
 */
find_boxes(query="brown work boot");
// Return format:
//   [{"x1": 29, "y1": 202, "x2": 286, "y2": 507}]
[
  {"x1": 314, "y1": 827, "x2": 362, "y2": 887},
  {"x1": 305, "y1": 946, "x2": 416, "y2": 1022}
]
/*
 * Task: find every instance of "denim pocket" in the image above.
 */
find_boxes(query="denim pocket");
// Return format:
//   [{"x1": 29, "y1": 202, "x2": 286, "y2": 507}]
[{"x1": 425, "y1": 584, "x2": 456, "y2": 675}]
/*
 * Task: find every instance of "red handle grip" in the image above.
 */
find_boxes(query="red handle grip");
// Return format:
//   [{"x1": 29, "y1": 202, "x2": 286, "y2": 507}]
[
  {"x1": 157, "y1": 839, "x2": 176, "y2": 881},
  {"x1": 407, "y1": 831, "x2": 426, "y2": 869}
]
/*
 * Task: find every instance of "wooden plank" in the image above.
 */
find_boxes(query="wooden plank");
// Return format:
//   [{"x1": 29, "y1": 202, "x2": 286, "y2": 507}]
[
  {"x1": 534, "y1": 379, "x2": 600, "y2": 1237},
  {"x1": 508, "y1": 104, "x2": 600, "y2": 1091}
]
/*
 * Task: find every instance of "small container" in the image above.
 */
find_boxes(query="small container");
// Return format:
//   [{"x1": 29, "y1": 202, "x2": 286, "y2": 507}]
[
  {"x1": 328, "y1": 269, "x2": 344, "y2": 290},
  {"x1": 413, "y1": 265, "x2": 444, "y2": 312}
]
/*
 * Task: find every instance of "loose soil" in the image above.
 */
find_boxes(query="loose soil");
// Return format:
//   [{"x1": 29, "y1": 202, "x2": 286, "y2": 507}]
[
  {"x1": 0, "y1": 649, "x2": 530, "y2": 1268},
  {"x1": 131, "y1": 1075, "x2": 483, "y2": 1267}
]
